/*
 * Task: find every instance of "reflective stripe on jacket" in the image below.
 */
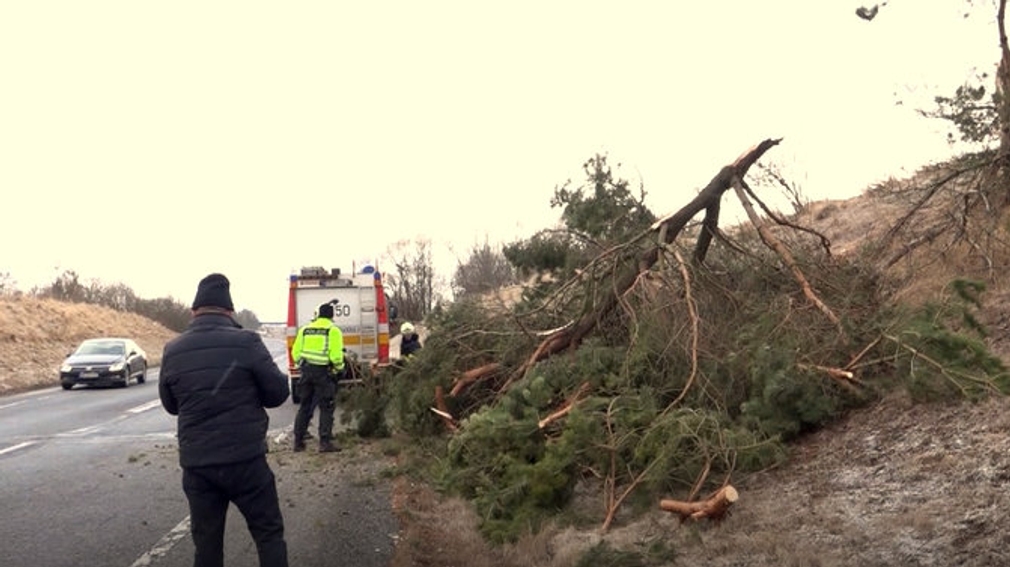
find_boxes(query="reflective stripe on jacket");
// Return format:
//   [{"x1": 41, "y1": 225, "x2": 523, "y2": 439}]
[{"x1": 291, "y1": 317, "x2": 345, "y2": 369}]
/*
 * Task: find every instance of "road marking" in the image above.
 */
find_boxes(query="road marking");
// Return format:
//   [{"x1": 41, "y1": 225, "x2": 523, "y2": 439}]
[
  {"x1": 0, "y1": 390, "x2": 58, "y2": 406},
  {"x1": 127, "y1": 399, "x2": 163, "y2": 414},
  {"x1": 48, "y1": 401, "x2": 163, "y2": 438},
  {"x1": 0, "y1": 400, "x2": 28, "y2": 410},
  {"x1": 0, "y1": 441, "x2": 36, "y2": 456},
  {"x1": 129, "y1": 516, "x2": 191, "y2": 567},
  {"x1": 63, "y1": 424, "x2": 103, "y2": 436}
]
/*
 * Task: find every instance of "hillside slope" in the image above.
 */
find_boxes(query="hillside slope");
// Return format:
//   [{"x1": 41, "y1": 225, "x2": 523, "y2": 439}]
[{"x1": 0, "y1": 296, "x2": 178, "y2": 395}]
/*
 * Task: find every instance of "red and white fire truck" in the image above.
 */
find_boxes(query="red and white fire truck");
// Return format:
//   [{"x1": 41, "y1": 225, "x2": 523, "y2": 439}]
[{"x1": 285, "y1": 265, "x2": 393, "y2": 403}]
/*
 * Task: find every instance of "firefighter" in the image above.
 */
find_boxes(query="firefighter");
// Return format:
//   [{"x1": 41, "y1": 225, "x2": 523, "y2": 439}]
[
  {"x1": 290, "y1": 302, "x2": 345, "y2": 453},
  {"x1": 399, "y1": 321, "x2": 423, "y2": 358}
]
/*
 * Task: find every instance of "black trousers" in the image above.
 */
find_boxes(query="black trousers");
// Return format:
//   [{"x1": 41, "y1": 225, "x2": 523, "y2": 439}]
[
  {"x1": 293, "y1": 363, "x2": 337, "y2": 444},
  {"x1": 182, "y1": 455, "x2": 288, "y2": 567}
]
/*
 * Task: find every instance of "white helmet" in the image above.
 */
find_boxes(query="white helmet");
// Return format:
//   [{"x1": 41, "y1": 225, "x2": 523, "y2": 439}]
[{"x1": 400, "y1": 322, "x2": 415, "y2": 335}]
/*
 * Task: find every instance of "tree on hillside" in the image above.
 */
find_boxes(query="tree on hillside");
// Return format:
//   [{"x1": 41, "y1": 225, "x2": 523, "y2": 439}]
[
  {"x1": 384, "y1": 238, "x2": 441, "y2": 323},
  {"x1": 451, "y1": 239, "x2": 517, "y2": 299},
  {"x1": 879, "y1": 0, "x2": 1010, "y2": 199},
  {"x1": 0, "y1": 272, "x2": 17, "y2": 296},
  {"x1": 995, "y1": 0, "x2": 1010, "y2": 172},
  {"x1": 136, "y1": 297, "x2": 191, "y2": 332},
  {"x1": 90, "y1": 282, "x2": 140, "y2": 312},
  {"x1": 39, "y1": 270, "x2": 87, "y2": 302},
  {"x1": 31, "y1": 270, "x2": 193, "y2": 332},
  {"x1": 233, "y1": 309, "x2": 261, "y2": 330},
  {"x1": 550, "y1": 154, "x2": 655, "y2": 245},
  {"x1": 504, "y1": 154, "x2": 656, "y2": 283}
]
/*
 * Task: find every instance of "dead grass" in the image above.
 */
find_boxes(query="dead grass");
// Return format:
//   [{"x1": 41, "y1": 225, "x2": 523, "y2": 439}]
[{"x1": 0, "y1": 295, "x2": 178, "y2": 395}]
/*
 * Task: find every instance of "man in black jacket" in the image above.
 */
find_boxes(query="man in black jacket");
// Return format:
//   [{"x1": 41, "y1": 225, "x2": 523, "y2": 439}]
[{"x1": 159, "y1": 273, "x2": 290, "y2": 567}]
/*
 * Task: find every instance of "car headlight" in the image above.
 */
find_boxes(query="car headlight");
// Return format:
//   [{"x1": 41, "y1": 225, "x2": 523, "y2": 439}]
[
  {"x1": 60, "y1": 364, "x2": 72, "y2": 373},
  {"x1": 109, "y1": 361, "x2": 125, "y2": 372}
]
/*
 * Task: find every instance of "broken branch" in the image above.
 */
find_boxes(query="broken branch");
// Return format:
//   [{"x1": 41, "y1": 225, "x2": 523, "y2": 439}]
[
  {"x1": 450, "y1": 362, "x2": 501, "y2": 397},
  {"x1": 538, "y1": 381, "x2": 591, "y2": 429},
  {"x1": 431, "y1": 385, "x2": 458, "y2": 432},
  {"x1": 731, "y1": 175, "x2": 845, "y2": 338}
]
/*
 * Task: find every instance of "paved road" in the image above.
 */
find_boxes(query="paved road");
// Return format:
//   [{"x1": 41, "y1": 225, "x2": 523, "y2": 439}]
[{"x1": 0, "y1": 338, "x2": 398, "y2": 567}]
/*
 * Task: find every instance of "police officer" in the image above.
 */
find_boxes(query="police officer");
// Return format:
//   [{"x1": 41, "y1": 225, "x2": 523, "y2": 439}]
[{"x1": 290, "y1": 301, "x2": 345, "y2": 453}]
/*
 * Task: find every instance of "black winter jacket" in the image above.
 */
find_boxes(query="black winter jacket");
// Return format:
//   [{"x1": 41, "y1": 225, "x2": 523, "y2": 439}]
[
  {"x1": 159, "y1": 313, "x2": 290, "y2": 468},
  {"x1": 400, "y1": 334, "x2": 422, "y2": 357}
]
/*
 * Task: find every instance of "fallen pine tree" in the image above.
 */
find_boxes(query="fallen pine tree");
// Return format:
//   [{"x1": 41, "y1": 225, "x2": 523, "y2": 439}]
[{"x1": 351, "y1": 142, "x2": 1010, "y2": 543}]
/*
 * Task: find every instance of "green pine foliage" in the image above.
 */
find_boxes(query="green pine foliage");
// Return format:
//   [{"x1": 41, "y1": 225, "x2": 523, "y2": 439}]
[
  {"x1": 340, "y1": 157, "x2": 1010, "y2": 548},
  {"x1": 349, "y1": 253, "x2": 1008, "y2": 544},
  {"x1": 885, "y1": 280, "x2": 1009, "y2": 401},
  {"x1": 340, "y1": 365, "x2": 391, "y2": 438},
  {"x1": 928, "y1": 80, "x2": 999, "y2": 145}
]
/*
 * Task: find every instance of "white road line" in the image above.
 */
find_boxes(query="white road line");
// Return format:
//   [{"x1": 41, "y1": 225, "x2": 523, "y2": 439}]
[
  {"x1": 129, "y1": 516, "x2": 191, "y2": 567},
  {"x1": 63, "y1": 424, "x2": 103, "y2": 436},
  {"x1": 127, "y1": 400, "x2": 163, "y2": 414},
  {"x1": 0, "y1": 441, "x2": 36, "y2": 456},
  {"x1": 0, "y1": 391, "x2": 57, "y2": 407},
  {"x1": 48, "y1": 400, "x2": 161, "y2": 438}
]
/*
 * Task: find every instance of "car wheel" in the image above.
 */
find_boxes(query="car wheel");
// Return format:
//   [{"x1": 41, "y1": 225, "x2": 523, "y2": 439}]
[
  {"x1": 120, "y1": 365, "x2": 131, "y2": 388},
  {"x1": 62, "y1": 383, "x2": 73, "y2": 391},
  {"x1": 136, "y1": 363, "x2": 147, "y2": 384}
]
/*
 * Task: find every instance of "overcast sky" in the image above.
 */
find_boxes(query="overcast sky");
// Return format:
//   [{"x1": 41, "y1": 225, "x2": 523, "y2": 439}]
[{"x1": 1, "y1": 1, "x2": 997, "y2": 322}]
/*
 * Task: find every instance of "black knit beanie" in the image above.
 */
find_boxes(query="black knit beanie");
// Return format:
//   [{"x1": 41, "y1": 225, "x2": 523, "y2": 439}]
[
  {"x1": 192, "y1": 273, "x2": 235, "y2": 311},
  {"x1": 318, "y1": 302, "x2": 335, "y2": 319}
]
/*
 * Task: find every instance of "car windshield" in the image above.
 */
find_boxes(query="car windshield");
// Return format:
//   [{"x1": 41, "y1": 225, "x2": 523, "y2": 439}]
[{"x1": 76, "y1": 341, "x2": 125, "y2": 356}]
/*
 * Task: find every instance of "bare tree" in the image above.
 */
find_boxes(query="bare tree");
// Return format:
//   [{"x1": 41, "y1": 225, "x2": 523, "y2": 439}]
[
  {"x1": 0, "y1": 272, "x2": 17, "y2": 296},
  {"x1": 384, "y1": 238, "x2": 440, "y2": 322}
]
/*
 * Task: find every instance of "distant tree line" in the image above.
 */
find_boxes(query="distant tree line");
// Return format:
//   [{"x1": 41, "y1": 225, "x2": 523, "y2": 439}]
[{"x1": 16, "y1": 270, "x2": 261, "y2": 332}]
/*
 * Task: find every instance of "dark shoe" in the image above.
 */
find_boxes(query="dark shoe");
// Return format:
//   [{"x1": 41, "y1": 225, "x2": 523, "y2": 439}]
[
  {"x1": 293, "y1": 440, "x2": 306, "y2": 452},
  {"x1": 319, "y1": 441, "x2": 341, "y2": 453}
]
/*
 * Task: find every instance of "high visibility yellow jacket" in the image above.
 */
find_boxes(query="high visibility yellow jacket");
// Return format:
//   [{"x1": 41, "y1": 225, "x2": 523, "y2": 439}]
[{"x1": 291, "y1": 317, "x2": 345, "y2": 370}]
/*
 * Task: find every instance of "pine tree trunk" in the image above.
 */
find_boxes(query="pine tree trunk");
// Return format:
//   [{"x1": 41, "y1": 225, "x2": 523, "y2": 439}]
[{"x1": 996, "y1": 0, "x2": 1010, "y2": 203}]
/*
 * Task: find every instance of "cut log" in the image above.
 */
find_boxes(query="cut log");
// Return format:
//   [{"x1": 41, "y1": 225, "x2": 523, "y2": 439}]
[{"x1": 660, "y1": 485, "x2": 738, "y2": 523}]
